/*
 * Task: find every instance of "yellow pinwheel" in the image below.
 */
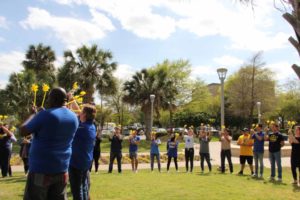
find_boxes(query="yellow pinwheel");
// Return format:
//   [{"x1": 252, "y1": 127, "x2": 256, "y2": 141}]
[
  {"x1": 31, "y1": 84, "x2": 39, "y2": 106},
  {"x1": 41, "y1": 83, "x2": 50, "y2": 108},
  {"x1": 72, "y1": 82, "x2": 78, "y2": 90}
]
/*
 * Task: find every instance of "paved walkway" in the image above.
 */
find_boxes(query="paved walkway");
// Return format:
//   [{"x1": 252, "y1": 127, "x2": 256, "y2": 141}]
[{"x1": 11, "y1": 142, "x2": 292, "y2": 172}]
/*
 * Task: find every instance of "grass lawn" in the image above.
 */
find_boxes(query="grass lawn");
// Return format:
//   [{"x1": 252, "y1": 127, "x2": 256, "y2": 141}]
[{"x1": 1, "y1": 166, "x2": 299, "y2": 200}]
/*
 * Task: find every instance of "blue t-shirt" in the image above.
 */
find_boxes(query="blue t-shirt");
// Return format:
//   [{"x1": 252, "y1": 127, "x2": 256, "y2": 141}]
[
  {"x1": 70, "y1": 120, "x2": 96, "y2": 170},
  {"x1": 25, "y1": 107, "x2": 78, "y2": 174},
  {"x1": 129, "y1": 136, "x2": 140, "y2": 153},
  {"x1": 252, "y1": 132, "x2": 265, "y2": 153},
  {"x1": 150, "y1": 139, "x2": 161, "y2": 154},
  {"x1": 167, "y1": 140, "x2": 178, "y2": 157}
]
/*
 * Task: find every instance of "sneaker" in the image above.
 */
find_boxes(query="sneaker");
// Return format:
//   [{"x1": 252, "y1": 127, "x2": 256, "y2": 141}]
[
  {"x1": 297, "y1": 181, "x2": 300, "y2": 187},
  {"x1": 277, "y1": 178, "x2": 282, "y2": 182},
  {"x1": 269, "y1": 176, "x2": 275, "y2": 181},
  {"x1": 258, "y1": 174, "x2": 263, "y2": 179},
  {"x1": 238, "y1": 171, "x2": 243, "y2": 175},
  {"x1": 252, "y1": 173, "x2": 257, "y2": 178},
  {"x1": 291, "y1": 180, "x2": 297, "y2": 185}
]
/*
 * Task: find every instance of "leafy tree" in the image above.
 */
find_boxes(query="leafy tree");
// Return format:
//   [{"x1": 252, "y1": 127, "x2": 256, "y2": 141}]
[
  {"x1": 22, "y1": 43, "x2": 56, "y2": 85},
  {"x1": 123, "y1": 60, "x2": 191, "y2": 139},
  {"x1": 225, "y1": 53, "x2": 276, "y2": 126},
  {"x1": 58, "y1": 44, "x2": 117, "y2": 103}
]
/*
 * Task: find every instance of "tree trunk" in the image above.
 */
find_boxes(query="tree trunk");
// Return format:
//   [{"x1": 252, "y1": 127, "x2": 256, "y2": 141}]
[{"x1": 143, "y1": 105, "x2": 152, "y2": 140}]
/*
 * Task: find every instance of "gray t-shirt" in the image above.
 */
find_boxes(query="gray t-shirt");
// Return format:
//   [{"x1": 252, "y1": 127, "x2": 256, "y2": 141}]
[
  {"x1": 183, "y1": 135, "x2": 194, "y2": 149},
  {"x1": 199, "y1": 137, "x2": 211, "y2": 154}
]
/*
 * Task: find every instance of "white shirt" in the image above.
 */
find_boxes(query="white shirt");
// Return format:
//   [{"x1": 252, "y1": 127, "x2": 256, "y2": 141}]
[{"x1": 184, "y1": 135, "x2": 194, "y2": 149}]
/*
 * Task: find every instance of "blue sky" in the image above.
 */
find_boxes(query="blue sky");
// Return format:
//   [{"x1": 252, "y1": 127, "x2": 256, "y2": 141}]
[{"x1": 0, "y1": 0, "x2": 298, "y2": 89}]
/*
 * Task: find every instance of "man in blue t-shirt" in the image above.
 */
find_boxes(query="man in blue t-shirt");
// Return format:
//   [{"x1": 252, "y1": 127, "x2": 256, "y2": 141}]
[
  {"x1": 69, "y1": 104, "x2": 96, "y2": 200},
  {"x1": 265, "y1": 123, "x2": 285, "y2": 182},
  {"x1": 129, "y1": 130, "x2": 140, "y2": 173},
  {"x1": 251, "y1": 124, "x2": 265, "y2": 178},
  {"x1": 20, "y1": 87, "x2": 79, "y2": 200}
]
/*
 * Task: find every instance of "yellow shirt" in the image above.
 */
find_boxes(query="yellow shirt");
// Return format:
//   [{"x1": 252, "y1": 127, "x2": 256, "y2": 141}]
[{"x1": 237, "y1": 134, "x2": 254, "y2": 156}]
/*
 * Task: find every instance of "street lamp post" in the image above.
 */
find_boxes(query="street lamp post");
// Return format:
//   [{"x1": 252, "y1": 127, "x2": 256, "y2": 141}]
[
  {"x1": 257, "y1": 102, "x2": 261, "y2": 124},
  {"x1": 217, "y1": 68, "x2": 228, "y2": 129},
  {"x1": 150, "y1": 94, "x2": 155, "y2": 135}
]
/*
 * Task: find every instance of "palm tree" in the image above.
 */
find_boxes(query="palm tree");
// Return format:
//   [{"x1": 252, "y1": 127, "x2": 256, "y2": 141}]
[
  {"x1": 5, "y1": 71, "x2": 36, "y2": 121},
  {"x1": 22, "y1": 43, "x2": 56, "y2": 85},
  {"x1": 57, "y1": 50, "x2": 78, "y2": 91},
  {"x1": 123, "y1": 68, "x2": 172, "y2": 139},
  {"x1": 60, "y1": 44, "x2": 117, "y2": 103}
]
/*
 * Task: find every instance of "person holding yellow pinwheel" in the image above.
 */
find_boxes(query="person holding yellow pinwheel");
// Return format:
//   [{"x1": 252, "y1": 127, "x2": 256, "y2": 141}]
[
  {"x1": 150, "y1": 132, "x2": 161, "y2": 172},
  {"x1": 288, "y1": 122, "x2": 300, "y2": 186},
  {"x1": 0, "y1": 123, "x2": 15, "y2": 178},
  {"x1": 20, "y1": 87, "x2": 79, "y2": 200},
  {"x1": 199, "y1": 126, "x2": 212, "y2": 173},
  {"x1": 251, "y1": 124, "x2": 265, "y2": 179},
  {"x1": 264, "y1": 123, "x2": 285, "y2": 182},
  {"x1": 183, "y1": 127, "x2": 195, "y2": 173},
  {"x1": 166, "y1": 133, "x2": 179, "y2": 173},
  {"x1": 219, "y1": 128, "x2": 233, "y2": 173}
]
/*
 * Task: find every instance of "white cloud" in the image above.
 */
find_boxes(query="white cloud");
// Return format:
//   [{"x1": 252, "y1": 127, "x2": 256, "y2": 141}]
[
  {"x1": 53, "y1": 0, "x2": 177, "y2": 40},
  {"x1": 0, "y1": 51, "x2": 25, "y2": 88},
  {"x1": 266, "y1": 61, "x2": 298, "y2": 81},
  {"x1": 191, "y1": 65, "x2": 216, "y2": 78},
  {"x1": 20, "y1": 7, "x2": 115, "y2": 49},
  {"x1": 51, "y1": 0, "x2": 290, "y2": 51},
  {"x1": 213, "y1": 55, "x2": 244, "y2": 67},
  {"x1": 0, "y1": 16, "x2": 8, "y2": 29},
  {"x1": 173, "y1": 0, "x2": 289, "y2": 51},
  {"x1": 114, "y1": 64, "x2": 136, "y2": 80}
]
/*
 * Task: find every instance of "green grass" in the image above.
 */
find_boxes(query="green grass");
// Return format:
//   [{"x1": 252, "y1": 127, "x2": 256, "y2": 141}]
[{"x1": 1, "y1": 166, "x2": 299, "y2": 200}]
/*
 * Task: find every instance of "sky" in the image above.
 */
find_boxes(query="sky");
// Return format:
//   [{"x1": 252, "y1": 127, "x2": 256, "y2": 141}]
[{"x1": 0, "y1": 0, "x2": 299, "y2": 89}]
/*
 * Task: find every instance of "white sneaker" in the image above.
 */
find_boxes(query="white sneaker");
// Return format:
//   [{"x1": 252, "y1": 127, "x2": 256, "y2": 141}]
[{"x1": 277, "y1": 178, "x2": 282, "y2": 182}]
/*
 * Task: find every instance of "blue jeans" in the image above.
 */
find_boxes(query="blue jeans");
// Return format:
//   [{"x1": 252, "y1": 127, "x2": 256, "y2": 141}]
[
  {"x1": 269, "y1": 151, "x2": 282, "y2": 179},
  {"x1": 69, "y1": 166, "x2": 89, "y2": 200},
  {"x1": 23, "y1": 172, "x2": 68, "y2": 200},
  {"x1": 254, "y1": 152, "x2": 264, "y2": 176},
  {"x1": 150, "y1": 153, "x2": 161, "y2": 171}
]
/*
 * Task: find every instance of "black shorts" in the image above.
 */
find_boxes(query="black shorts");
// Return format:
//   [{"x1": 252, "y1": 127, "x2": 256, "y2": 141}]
[{"x1": 240, "y1": 156, "x2": 253, "y2": 165}]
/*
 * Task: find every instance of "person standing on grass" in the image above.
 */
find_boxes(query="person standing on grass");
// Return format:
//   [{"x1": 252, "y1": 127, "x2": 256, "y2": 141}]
[
  {"x1": 219, "y1": 128, "x2": 233, "y2": 173},
  {"x1": 129, "y1": 130, "x2": 140, "y2": 173},
  {"x1": 69, "y1": 103, "x2": 97, "y2": 200},
  {"x1": 19, "y1": 135, "x2": 32, "y2": 175},
  {"x1": 20, "y1": 87, "x2": 79, "y2": 200},
  {"x1": 7, "y1": 124, "x2": 17, "y2": 177},
  {"x1": 251, "y1": 124, "x2": 265, "y2": 179},
  {"x1": 90, "y1": 128, "x2": 102, "y2": 174},
  {"x1": 108, "y1": 126, "x2": 123, "y2": 173},
  {"x1": 237, "y1": 128, "x2": 254, "y2": 176},
  {"x1": 183, "y1": 127, "x2": 195, "y2": 173},
  {"x1": 167, "y1": 133, "x2": 179, "y2": 172},
  {"x1": 288, "y1": 126, "x2": 300, "y2": 186},
  {"x1": 264, "y1": 123, "x2": 285, "y2": 182},
  {"x1": 150, "y1": 133, "x2": 161, "y2": 172},
  {"x1": 199, "y1": 129, "x2": 212, "y2": 173},
  {"x1": 0, "y1": 123, "x2": 15, "y2": 178}
]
